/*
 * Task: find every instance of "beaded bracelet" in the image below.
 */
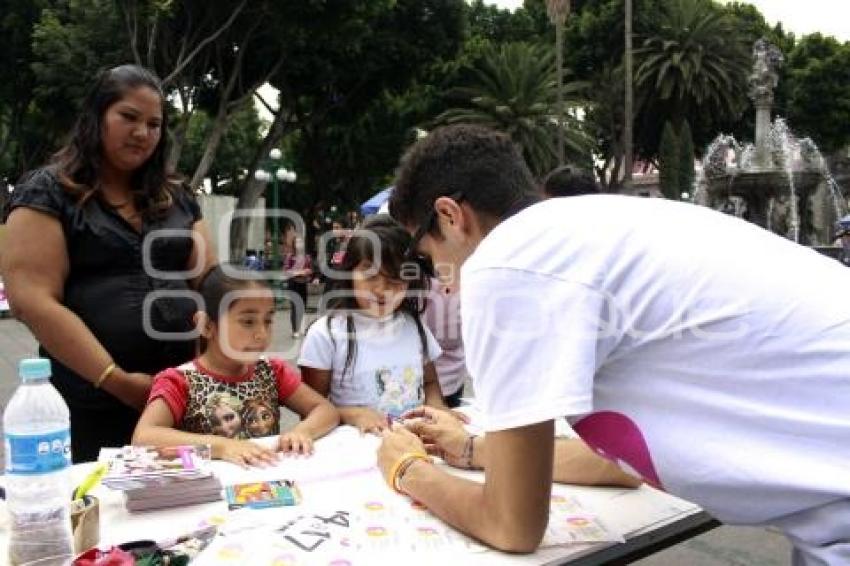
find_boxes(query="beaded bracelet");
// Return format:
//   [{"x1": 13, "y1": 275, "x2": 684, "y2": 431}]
[
  {"x1": 94, "y1": 362, "x2": 116, "y2": 389},
  {"x1": 462, "y1": 434, "x2": 477, "y2": 469},
  {"x1": 388, "y1": 452, "x2": 432, "y2": 495}
]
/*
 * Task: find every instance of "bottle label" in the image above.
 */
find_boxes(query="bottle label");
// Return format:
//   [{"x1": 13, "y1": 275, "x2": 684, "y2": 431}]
[{"x1": 5, "y1": 429, "x2": 72, "y2": 475}]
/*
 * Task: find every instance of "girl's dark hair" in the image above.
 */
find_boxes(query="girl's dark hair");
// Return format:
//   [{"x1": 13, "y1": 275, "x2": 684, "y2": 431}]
[
  {"x1": 322, "y1": 215, "x2": 430, "y2": 378},
  {"x1": 198, "y1": 265, "x2": 272, "y2": 322},
  {"x1": 196, "y1": 265, "x2": 272, "y2": 354},
  {"x1": 51, "y1": 64, "x2": 182, "y2": 218}
]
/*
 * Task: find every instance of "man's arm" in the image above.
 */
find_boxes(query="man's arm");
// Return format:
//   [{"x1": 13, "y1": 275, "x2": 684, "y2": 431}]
[
  {"x1": 471, "y1": 436, "x2": 639, "y2": 487},
  {"x1": 405, "y1": 407, "x2": 641, "y2": 488},
  {"x1": 552, "y1": 438, "x2": 642, "y2": 487},
  {"x1": 380, "y1": 421, "x2": 554, "y2": 553}
]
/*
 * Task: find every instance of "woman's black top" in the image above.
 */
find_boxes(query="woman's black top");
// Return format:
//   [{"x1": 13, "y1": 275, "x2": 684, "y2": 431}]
[{"x1": 3, "y1": 168, "x2": 200, "y2": 410}]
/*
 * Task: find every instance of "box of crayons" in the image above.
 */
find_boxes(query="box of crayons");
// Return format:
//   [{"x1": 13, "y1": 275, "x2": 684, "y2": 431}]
[{"x1": 225, "y1": 479, "x2": 301, "y2": 510}]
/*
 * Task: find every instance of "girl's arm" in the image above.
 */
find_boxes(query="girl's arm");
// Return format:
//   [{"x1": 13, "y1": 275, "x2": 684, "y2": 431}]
[
  {"x1": 2, "y1": 208, "x2": 151, "y2": 409},
  {"x1": 133, "y1": 399, "x2": 277, "y2": 467},
  {"x1": 422, "y1": 362, "x2": 450, "y2": 411},
  {"x1": 283, "y1": 383, "x2": 339, "y2": 440},
  {"x1": 300, "y1": 367, "x2": 332, "y2": 397}
]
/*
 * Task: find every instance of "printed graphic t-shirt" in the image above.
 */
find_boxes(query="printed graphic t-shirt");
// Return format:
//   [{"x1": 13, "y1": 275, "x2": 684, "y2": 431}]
[
  {"x1": 461, "y1": 195, "x2": 850, "y2": 526},
  {"x1": 149, "y1": 358, "x2": 301, "y2": 439},
  {"x1": 298, "y1": 312, "x2": 441, "y2": 417}
]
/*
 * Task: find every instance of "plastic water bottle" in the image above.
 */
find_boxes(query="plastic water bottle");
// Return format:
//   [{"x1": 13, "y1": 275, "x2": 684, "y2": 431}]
[{"x1": 4, "y1": 358, "x2": 74, "y2": 565}]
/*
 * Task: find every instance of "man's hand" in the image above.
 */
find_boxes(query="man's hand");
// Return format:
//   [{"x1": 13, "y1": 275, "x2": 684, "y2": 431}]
[
  {"x1": 403, "y1": 406, "x2": 471, "y2": 467},
  {"x1": 377, "y1": 425, "x2": 428, "y2": 487}
]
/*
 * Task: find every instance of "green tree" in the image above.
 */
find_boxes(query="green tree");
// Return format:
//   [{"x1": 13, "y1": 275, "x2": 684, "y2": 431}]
[
  {"x1": 554, "y1": 0, "x2": 671, "y2": 186},
  {"x1": 0, "y1": 0, "x2": 51, "y2": 186},
  {"x1": 785, "y1": 34, "x2": 850, "y2": 153},
  {"x1": 229, "y1": 0, "x2": 466, "y2": 256},
  {"x1": 658, "y1": 121, "x2": 680, "y2": 200},
  {"x1": 678, "y1": 120, "x2": 695, "y2": 198},
  {"x1": 178, "y1": 102, "x2": 263, "y2": 194},
  {"x1": 115, "y1": 0, "x2": 252, "y2": 167},
  {"x1": 467, "y1": 0, "x2": 543, "y2": 45},
  {"x1": 25, "y1": 0, "x2": 130, "y2": 172},
  {"x1": 435, "y1": 42, "x2": 589, "y2": 177},
  {"x1": 546, "y1": 0, "x2": 571, "y2": 165},
  {"x1": 634, "y1": 0, "x2": 750, "y2": 160}
]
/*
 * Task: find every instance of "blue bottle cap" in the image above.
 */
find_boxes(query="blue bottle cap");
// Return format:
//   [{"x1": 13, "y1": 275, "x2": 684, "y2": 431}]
[{"x1": 19, "y1": 358, "x2": 52, "y2": 381}]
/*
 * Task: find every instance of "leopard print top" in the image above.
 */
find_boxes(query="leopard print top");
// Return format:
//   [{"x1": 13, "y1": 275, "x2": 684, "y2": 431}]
[{"x1": 181, "y1": 359, "x2": 280, "y2": 439}]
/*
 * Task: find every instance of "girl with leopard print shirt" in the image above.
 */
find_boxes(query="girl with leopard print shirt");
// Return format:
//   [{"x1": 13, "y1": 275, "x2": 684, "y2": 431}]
[{"x1": 133, "y1": 266, "x2": 339, "y2": 467}]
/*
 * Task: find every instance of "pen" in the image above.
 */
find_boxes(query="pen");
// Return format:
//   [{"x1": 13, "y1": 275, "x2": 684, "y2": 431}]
[
  {"x1": 73, "y1": 462, "x2": 107, "y2": 501},
  {"x1": 386, "y1": 415, "x2": 405, "y2": 428}
]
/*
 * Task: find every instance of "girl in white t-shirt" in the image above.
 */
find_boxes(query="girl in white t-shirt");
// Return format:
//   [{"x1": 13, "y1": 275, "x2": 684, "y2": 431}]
[{"x1": 298, "y1": 216, "x2": 449, "y2": 433}]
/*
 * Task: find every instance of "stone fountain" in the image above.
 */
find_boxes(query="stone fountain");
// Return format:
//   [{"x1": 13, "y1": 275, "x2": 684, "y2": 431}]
[{"x1": 694, "y1": 39, "x2": 847, "y2": 245}]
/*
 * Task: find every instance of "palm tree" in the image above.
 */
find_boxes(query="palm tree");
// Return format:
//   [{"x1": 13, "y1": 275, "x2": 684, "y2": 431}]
[
  {"x1": 435, "y1": 42, "x2": 589, "y2": 177},
  {"x1": 634, "y1": 0, "x2": 749, "y2": 128},
  {"x1": 546, "y1": 0, "x2": 571, "y2": 166},
  {"x1": 623, "y1": 0, "x2": 634, "y2": 189}
]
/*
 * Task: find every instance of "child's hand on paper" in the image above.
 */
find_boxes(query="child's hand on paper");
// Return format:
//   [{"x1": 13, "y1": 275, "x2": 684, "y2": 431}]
[
  {"x1": 343, "y1": 407, "x2": 388, "y2": 435},
  {"x1": 217, "y1": 438, "x2": 278, "y2": 468},
  {"x1": 279, "y1": 430, "x2": 314, "y2": 455}
]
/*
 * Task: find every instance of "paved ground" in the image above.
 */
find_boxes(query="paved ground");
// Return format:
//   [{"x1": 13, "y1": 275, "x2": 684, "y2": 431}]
[{"x1": 0, "y1": 314, "x2": 791, "y2": 564}]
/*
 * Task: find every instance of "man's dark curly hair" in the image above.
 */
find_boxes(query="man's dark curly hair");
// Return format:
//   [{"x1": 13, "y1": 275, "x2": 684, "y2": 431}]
[
  {"x1": 389, "y1": 124, "x2": 540, "y2": 236},
  {"x1": 542, "y1": 165, "x2": 600, "y2": 198}
]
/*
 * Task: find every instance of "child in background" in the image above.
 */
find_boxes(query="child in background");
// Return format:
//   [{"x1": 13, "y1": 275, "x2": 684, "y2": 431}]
[
  {"x1": 282, "y1": 225, "x2": 314, "y2": 338},
  {"x1": 133, "y1": 266, "x2": 339, "y2": 467},
  {"x1": 299, "y1": 216, "x2": 449, "y2": 433}
]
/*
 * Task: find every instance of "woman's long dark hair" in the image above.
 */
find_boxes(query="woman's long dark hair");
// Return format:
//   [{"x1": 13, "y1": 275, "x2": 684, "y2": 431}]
[
  {"x1": 322, "y1": 215, "x2": 430, "y2": 379},
  {"x1": 51, "y1": 64, "x2": 181, "y2": 218}
]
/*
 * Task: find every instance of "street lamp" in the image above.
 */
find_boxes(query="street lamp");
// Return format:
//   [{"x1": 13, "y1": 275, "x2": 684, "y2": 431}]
[{"x1": 254, "y1": 150, "x2": 297, "y2": 271}]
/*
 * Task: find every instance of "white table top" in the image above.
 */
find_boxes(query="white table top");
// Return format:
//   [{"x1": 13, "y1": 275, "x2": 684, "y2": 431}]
[{"x1": 1, "y1": 425, "x2": 712, "y2": 565}]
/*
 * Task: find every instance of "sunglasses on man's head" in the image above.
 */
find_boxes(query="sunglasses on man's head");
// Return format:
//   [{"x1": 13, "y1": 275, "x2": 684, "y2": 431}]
[{"x1": 403, "y1": 191, "x2": 464, "y2": 264}]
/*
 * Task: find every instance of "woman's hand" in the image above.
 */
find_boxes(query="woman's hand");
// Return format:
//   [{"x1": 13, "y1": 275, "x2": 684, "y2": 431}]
[
  {"x1": 217, "y1": 438, "x2": 279, "y2": 468},
  {"x1": 279, "y1": 430, "x2": 314, "y2": 455},
  {"x1": 101, "y1": 369, "x2": 153, "y2": 411},
  {"x1": 402, "y1": 406, "x2": 472, "y2": 467}
]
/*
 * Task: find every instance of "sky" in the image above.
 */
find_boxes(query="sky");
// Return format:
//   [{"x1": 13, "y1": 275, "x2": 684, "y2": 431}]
[{"x1": 487, "y1": 0, "x2": 850, "y2": 41}]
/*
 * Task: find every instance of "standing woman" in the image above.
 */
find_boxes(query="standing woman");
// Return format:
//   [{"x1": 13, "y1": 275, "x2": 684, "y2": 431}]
[
  {"x1": 1, "y1": 65, "x2": 216, "y2": 462},
  {"x1": 282, "y1": 225, "x2": 313, "y2": 338}
]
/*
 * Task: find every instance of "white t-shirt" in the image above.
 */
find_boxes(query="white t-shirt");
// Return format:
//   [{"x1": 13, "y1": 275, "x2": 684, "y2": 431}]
[
  {"x1": 462, "y1": 195, "x2": 850, "y2": 526},
  {"x1": 298, "y1": 311, "x2": 442, "y2": 417}
]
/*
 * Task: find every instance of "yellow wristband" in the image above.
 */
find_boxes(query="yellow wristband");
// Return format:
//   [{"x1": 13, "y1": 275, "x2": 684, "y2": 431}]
[
  {"x1": 389, "y1": 452, "x2": 431, "y2": 495},
  {"x1": 94, "y1": 362, "x2": 116, "y2": 389}
]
